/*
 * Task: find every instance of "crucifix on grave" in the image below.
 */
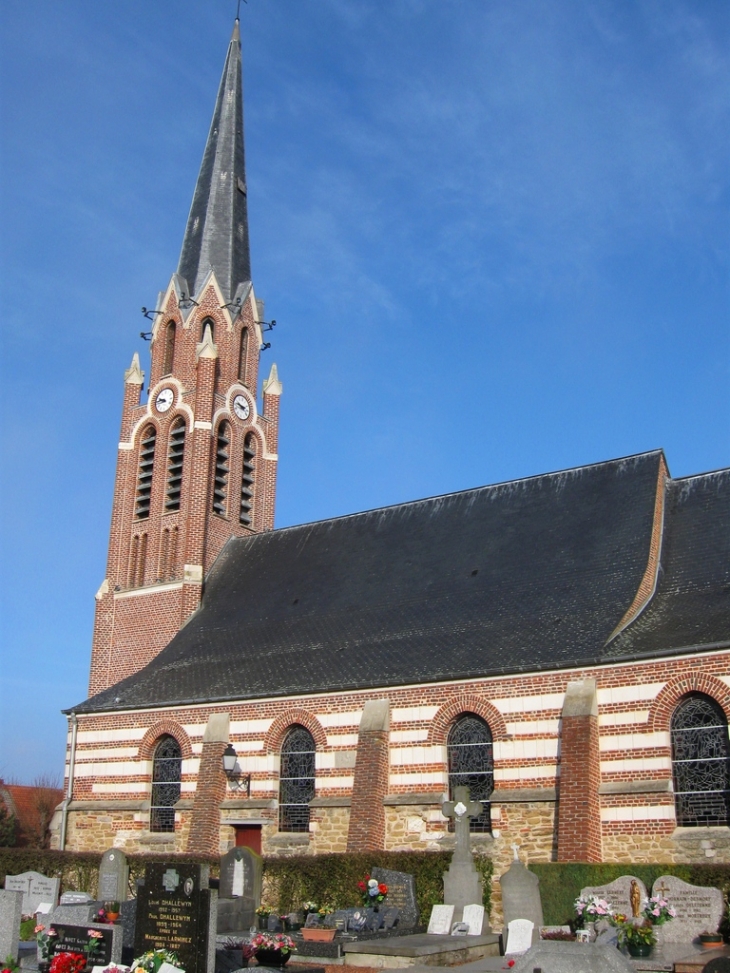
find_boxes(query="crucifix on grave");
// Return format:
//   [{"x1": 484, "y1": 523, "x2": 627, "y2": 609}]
[{"x1": 441, "y1": 786, "x2": 489, "y2": 930}]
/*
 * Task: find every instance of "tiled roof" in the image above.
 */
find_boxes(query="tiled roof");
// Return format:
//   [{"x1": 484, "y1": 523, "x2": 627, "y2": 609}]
[{"x1": 73, "y1": 450, "x2": 730, "y2": 714}]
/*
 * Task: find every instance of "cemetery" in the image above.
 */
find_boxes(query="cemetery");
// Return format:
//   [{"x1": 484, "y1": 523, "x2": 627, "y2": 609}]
[{"x1": 2, "y1": 785, "x2": 729, "y2": 973}]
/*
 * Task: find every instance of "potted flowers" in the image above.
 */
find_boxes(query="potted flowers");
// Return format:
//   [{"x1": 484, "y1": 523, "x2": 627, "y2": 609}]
[
  {"x1": 573, "y1": 895, "x2": 613, "y2": 939},
  {"x1": 131, "y1": 949, "x2": 181, "y2": 973},
  {"x1": 255, "y1": 906, "x2": 272, "y2": 931},
  {"x1": 250, "y1": 932, "x2": 295, "y2": 967},
  {"x1": 612, "y1": 916, "x2": 656, "y2": 958},
  {"x1": 642, "y1": 895, "x2": 676, "y2": 927},
  {"x1": 699, "y1": 930, "x2": 724, "y2": 949}
]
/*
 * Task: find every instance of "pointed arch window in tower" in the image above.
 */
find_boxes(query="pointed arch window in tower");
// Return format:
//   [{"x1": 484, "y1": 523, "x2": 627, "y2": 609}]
[
  {"x1": 213, "y1": 421, "x2": 231, "y2": 517},
  {"x1": 447, "y1": 713, "x2": 493, "y2": 833},
  {"x1": 129, "y1": 532, "x2": 148, "y2": 589},
  {"x1": 240, "y1": 433, "x2": 256, "y2": 526},
  {"x1": 201, "y1": 317, "x2": 215, "y2": 342},
  {"x1": 135, "y1": 426, "x2": 156, "y2": 519},
  {"x1": 159, "y1": 526, "x2": 179, "y2": 582},
  {"x1": 162, "y1": 321, "x2": 176, "y2": 376},
  {"x1": 165, "y1": 419, "x2": 186, "y2": 512},
  {"x1": 150, "y1": 735, "x2": 182, "y2": 833},
  {"x1": 279, "y1": 726, "x2": 315, "y2": 833},
  {"x1": 671, "y1": 693, "x2": 730, "y2": 827},
  {"x1": 238, "y1": 326, "x2": 249, "y2": 385}
]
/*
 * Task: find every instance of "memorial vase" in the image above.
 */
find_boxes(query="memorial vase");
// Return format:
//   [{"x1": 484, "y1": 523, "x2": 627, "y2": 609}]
[{"x1": 627, "y1": 942, "x2": 652, "y2": 958}]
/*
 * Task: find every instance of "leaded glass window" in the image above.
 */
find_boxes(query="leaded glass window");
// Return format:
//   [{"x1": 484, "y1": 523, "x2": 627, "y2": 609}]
[
  {"x1": 447, "y1": 713, "x2": 493, "y2": 833},
  {"x1": 671, "y1": 694, "x2": 730, "y2": 828},
  {"x1": 279, "y1": 725, "x2": 315, "y2": 832},
  {"x1": 150, "y1": 735, "x2": 182, "y2": 833}
]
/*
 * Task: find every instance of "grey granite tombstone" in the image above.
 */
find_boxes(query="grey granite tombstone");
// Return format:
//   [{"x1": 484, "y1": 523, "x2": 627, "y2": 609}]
[
  {"x1": 98, "y1": 849, "x2": 129, "y2": 904},
  {"x1": 500, "y1": 857, "x2": 543, "y2": 946},
  {"x1": 51, "y1": 903, "x2": 102, "y2": 926},
  {"x1": 4, "y1": 872, "x2": 60, "y2": 915},
  {"x1": 370, "y1": 867, "x2": 418, "y2": 929},
  {"x1": 0, "y1": 889, "x2": 23, "y2": 963},
  {"x1": 510, "y1": 940, "x2": 635, "y2": 972},
  {"x1": 135, "y1": 862, "x2": 216, "y2": 973},
  {"x1": 217, "y1": 847, "x2": 262, "y2": 933},
  {"x1": 580, "y1": 875, "x2": 647, "y2": 920},
  {"x1": 651, "y1": 874, "x2": 724, "y2": 943},
  {"x1": 441, "y1": 787, "x2": 488, "y2": 929}
]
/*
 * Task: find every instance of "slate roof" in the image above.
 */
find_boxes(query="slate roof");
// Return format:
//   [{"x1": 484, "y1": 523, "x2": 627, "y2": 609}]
[{"x1": 73, "y1": 450, "x2": 730, "y2": 714}]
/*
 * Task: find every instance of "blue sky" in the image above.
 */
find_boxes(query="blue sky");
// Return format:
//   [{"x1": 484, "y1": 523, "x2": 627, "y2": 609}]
[{"x1": 0, "y1": 0, "x2": 728, "y2": 783}]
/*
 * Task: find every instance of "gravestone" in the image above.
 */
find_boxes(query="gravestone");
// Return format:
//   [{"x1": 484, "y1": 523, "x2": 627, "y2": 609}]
[
  {"x1": 441, "y1": 787, "x2": 487, "y2": 928},
  {"x1": 370, "y1": 867, "x2": 419, "y2": 929},
  {"x1": 382, "y1": 907, "x2": 400, "y2": 930},
  {"x1": 650, "y1": 874, "x2": 724, "y2": 944},
  {"x1": 427, "y1": 904, "x2": 454, "y2": 935},
  {"x1": 500, "y1": 855, "x2": 543, "y2": 947},
  {"x1": 580, "y1": 875, "x2": 647, "y2": 920},
  {"x1": 0, "y1": 889, "x2": 23, "y2": 964},
  {"x1": 505, "y1": 918, "x2": 533, "y2": 955},
  {"x1": 4, "y1": 871, "x2": 60, "y2": 915},
  {"x1": 134, "y1": 862, "x2": 216, "y2": 973},
  {"x1": 462, "y1": 904, "x2": 485, "y2": 935},
  {"x1": 120, "y1": 898, "x2": 137, "y2": 963},
  {"x1": 217, "y1": 846, "x2": 262, "y2": 933},
  {"x1": 60, "y1": 892, "x2": 94, "y2": 906},
  {"x1": 509, "y1": 940, "x2": 635, "y2": 972},
  {"x1": 98, "y1": 849, "x2": 129, "y2": 904},
  {"x1": 50, "y1": 922, "x2": 122, "y2": 969},
  {"x1": 51, "y1": 903, "x2": 102, "y2": 926}
]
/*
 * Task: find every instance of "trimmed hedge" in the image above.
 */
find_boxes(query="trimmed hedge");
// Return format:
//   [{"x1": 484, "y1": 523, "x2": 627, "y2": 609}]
[
  {"x1": 530, "y1": 862, "x2": 730, "y2": 927},
  {"x1": 0, "y1": 849, "x2": 492, "y2": 920}
]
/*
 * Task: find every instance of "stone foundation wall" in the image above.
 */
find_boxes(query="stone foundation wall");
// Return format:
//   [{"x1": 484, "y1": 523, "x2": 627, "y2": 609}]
[
  {"x1": 62, "y1": 808, "x2": 192, "y2": 853},
  {"x1": 602, "y1": 826, "x2": 730, "y2": 864}
]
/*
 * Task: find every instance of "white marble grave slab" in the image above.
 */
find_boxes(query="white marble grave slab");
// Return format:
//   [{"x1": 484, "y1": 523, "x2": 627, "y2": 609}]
[
  {"x1": 427, "y1": 904, "x2": 454, "y2": 935},
  {"x1": 462, "y1": 904, "x2": 485, "y2": 935},
  {"x1": 506, "y1": 918, "x2": 534, "y2": 954}
]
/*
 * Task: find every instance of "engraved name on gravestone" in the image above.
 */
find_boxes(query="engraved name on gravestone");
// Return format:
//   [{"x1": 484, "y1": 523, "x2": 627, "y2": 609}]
[
  {"x1": 580, "y1": 876, "x2": 648, "y2": 920},
  {"x1": 427, "y1": 904, "x2": 454, "y2": 935},
  {"x1": 135, "y1": 863, "x2": 216, "y2": 973},
  {"x1": 51, "y1": 923, "x2": 122, "y2": 969},
  {"x1": 651, "y1": 875, "x2": 724, "y2": 944},
  {"x1": 370, "y1": 868, "x2": 418, "y2": 928},
  {"x1": 98, "y1": 850, "x2": 129, "y2": 904},
  {"x1": 4, "y1": 872, "x2": 60, "y2": 915},
  {"x1": 0, "y1": 889, "x2": 23, "y2": 964}
]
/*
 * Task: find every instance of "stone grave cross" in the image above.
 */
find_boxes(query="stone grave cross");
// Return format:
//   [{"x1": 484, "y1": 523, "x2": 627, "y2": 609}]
[{"x1": 442, "y1": 787, "x2": 482, "y2": 863}]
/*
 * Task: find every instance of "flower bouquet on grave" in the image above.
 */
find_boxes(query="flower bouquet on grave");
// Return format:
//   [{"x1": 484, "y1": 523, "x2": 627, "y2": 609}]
[
  {"x1": 86, "y1": 929, "x2": 105, "y2": 965},
  {"x1": 249, "y1": 932, "x2": 295, "y2": 967},
  {"x1": 49, "y1": 953, "x2": 87, "y2": 973},
  {"x1": 611, "y1": 915, "x2": 656, "y2": 957},
  {"x1": 131, "y1": 949, "x2": 181, "y2": 973},
  {"x1": 255, "y1": 906, "x2": 272, "y2": 930},
  {"x1": 36, "y1": 924, "x2": 59, "y2": 965},
  {"x1": 357, "y1": 876, "x2": 388, "y2": 908},
  {"x1": 573, "y1": 894, "x2": 612, "y2": 930},
  {"x1": 642, "y1": 895, "x2": 676, "y2": 926}
]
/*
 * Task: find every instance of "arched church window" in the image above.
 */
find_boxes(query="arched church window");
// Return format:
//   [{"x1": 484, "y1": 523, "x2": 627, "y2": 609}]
[
  {"x1": 447, "y1": 713, "x2": 493, "y2": 833},
  {"x1": 162, "y1": 321, "x2": 176, "y2": 375},
  {"x1": 135, "y1": 426, "x2": 156, "y2": 519},
  {"x1": 213, "y1": 421, "x2": 231, "y2": 516},
  {"x1": 279, "y1": 725, "x2": 315, "y2": 833},
  {"x1": 239, "y1": 433, "x2": 256, "y2": 526},
  {"x1": 238, "y1": 327, "x2": 249, "y2": 385},
  {"x1": 150, "y1": 735, "x2": 182, "y2": 833},
  {"x1": 165, "y1": 419, "x2": 186, "y2": 512},
  {"x1": 671, "y1": 694, "x2": 730, "y2": 827}
]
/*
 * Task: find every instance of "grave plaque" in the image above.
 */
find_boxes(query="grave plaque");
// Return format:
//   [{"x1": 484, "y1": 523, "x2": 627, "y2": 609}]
[
  {"x1": 4, "y1": 872, "x2": 60, "y2": 915},
  {"x1": 580, "y1": 875, "x2": 647, "y2": 920},
  {"x1": 651, "y1": 875, "x2": 724, "y2": 944},
  {"x1": 505, "y1": 918, "x2": 533, "y2": 955},
  {"x1": 134, "y1": 863, "x2": 216, "y2": 973},
  {"x1": 98, "y1": 850, "x2": 129, "y2": 904},
  {"x1": 60, "y1": 892, "x2": 94, "y2": 905},
  {"x1": 427, "y1": 904, "x2": 454, "y2": 935},
  {"x1": 50, "y1": 923, "x2": 122, "y2": 970},
  {"x1": 462, "y1": 904, "x2": 485, "y2": 935},
  {"x1": 0, "y1": 889, "x2": 23, "y2": 964},
  {"x1": 370, "y1": 867, "x2": 419, "y2": 929}
]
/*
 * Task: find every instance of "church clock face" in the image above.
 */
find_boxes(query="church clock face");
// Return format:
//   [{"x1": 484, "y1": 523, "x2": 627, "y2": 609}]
[
  {"x1": 155, "y1": 387, "x2": 174, "y2": 413},
  {"x1": 233, "y1": 394, "x2": 250, "y2": 420}
]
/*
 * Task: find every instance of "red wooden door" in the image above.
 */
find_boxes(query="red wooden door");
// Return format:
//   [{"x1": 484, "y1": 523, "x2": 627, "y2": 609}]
[{"x1": 234, "y1": 824, "x2": 262, "y2": 854}]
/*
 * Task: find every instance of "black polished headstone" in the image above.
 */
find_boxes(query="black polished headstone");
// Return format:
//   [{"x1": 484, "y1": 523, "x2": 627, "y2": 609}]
[
  {"x1": 134, "y1": 863, "x2": 216, "y2": 973},
  {"x1": 51, "y1": 923, "x2": 119, "y2": 970},
  {"x1": 370, "y1": 868, "x2": 418, "y2": 929}
]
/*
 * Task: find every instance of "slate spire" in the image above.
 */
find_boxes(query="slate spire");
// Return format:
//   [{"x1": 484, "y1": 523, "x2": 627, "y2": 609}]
[{"x1": 177, "y1": 19, "x2": 250, "y2": 302}]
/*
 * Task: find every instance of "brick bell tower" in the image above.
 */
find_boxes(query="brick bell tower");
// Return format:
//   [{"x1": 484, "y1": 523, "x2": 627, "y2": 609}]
[{"x1": 89, "y1": 19, "x2": 281, "y2": 696}]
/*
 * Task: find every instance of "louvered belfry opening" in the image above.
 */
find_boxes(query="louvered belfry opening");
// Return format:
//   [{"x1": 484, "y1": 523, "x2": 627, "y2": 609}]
[
  {"x1": 213, "y1": 421, "x2": 231, "y2": 516},
  {"x1": 447, "y1": 713, "x2": 494, "y2": 833},
  {"x1": 672, "y1": 693, "x2": 730, "y2": 827},
  {"x1": 240, "y1": 433, "x2": 256, "y2": 526},
  {"x1": 150, "y1": 735, "x2": 182, "y2": 833},
  {"x1": 135, "y1": 426, "x2": 156, "y2": 519},
  {"x1": 279, "y1": 725, "x2": 315, "y2": 832},
  {"x1": 165, "y1": 420, "x2": 186, "y2": 512}
]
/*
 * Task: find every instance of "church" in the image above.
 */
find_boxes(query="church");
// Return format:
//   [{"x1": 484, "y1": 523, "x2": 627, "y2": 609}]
[{"x1": 55, "y1": 19, "x2": 730, "y2": 885}]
